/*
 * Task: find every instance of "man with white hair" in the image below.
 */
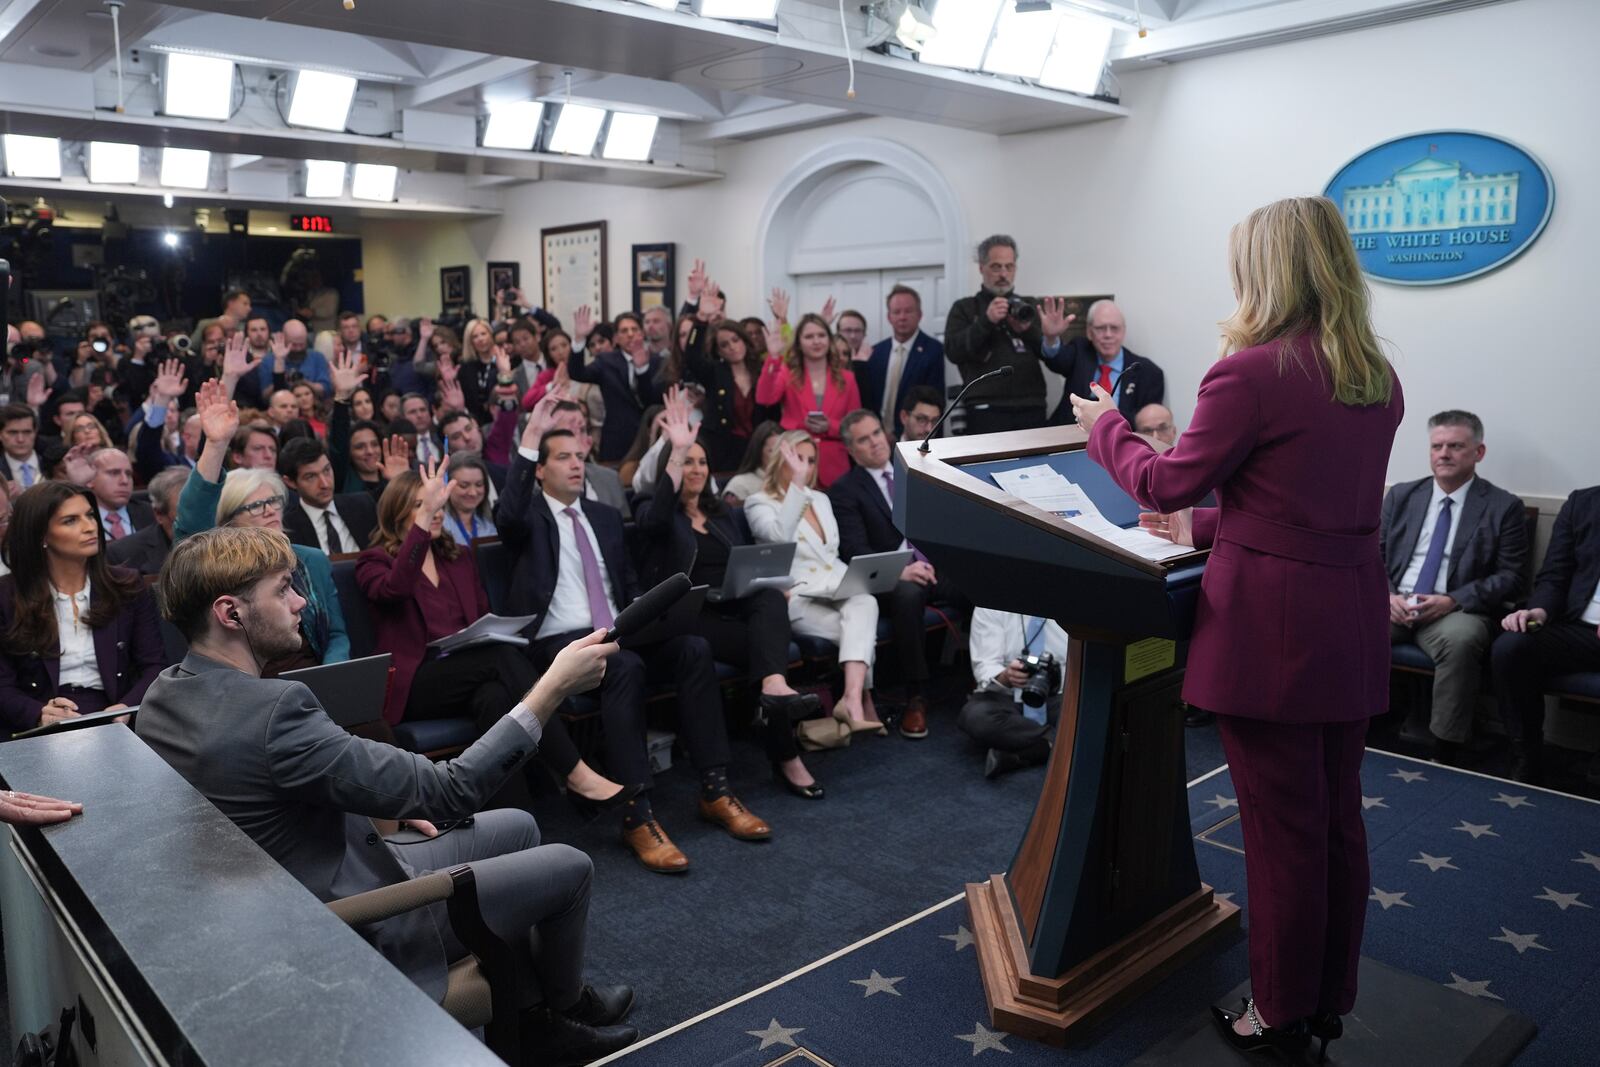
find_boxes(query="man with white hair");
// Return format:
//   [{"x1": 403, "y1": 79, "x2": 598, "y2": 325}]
[{"x1": 1044, "y1": 299, "x2": 1165, "y2": 426}]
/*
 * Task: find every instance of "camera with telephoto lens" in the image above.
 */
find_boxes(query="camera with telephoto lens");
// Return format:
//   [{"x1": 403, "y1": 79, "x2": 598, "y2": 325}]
[
  {"x1": 1017, "y1": 651, "x2": 1061, "y2": 709},
  {"x1": 149, "y1": 334, "x2": 191, "y2": 361},
  {"x1": 1004, "y1": 296, "x2": 1037, "y2": 328}
]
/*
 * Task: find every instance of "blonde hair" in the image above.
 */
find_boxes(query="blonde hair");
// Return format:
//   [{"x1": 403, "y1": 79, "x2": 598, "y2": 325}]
[
  {"x1": 1219, "y1": 195, "x2": 1393, "y2": 407},
  {"x1": 461, "y1": 318, "x2": 494, "y2": 361},
  {"x1": 159, "y1": 526, "x2": 298, "y2": 640},
  {"x1": 216, "y1": 468, "x2": 287, "y2": 526},
  {"x1": 760, "y1": 429, "x2": 818, "y2": 497}
]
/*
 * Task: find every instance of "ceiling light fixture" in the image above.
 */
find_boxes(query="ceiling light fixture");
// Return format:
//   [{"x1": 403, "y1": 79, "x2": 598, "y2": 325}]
[
  {"x1": 865, "y1": 1, "x2": 936, "y2": 53},
  {"x1": 982, "y1": 2, "x2": 1061, "y2": 78},
  {"x1": 287, "y1": 70, "x2": 358, "y2": 132},
  {"x1": 304, "y1": 159, "x2": 347, "y2": 198},
  {"x1": 548, "y1": 103, "x2": 607, "y2": 156},
  {"x1": 1038, "y1": 9, "x2": 1114, "y2": 95},
  {"x1": 481, "y1": 100, "x2": 546, "y2": 151},
  {"x1": 2, "y1": 134, "x2": 62, "y2": 179},
  {"x1": 88, "y1": 141, "x2": 141, "y2": 184},
  {"x1": 918, "y1": 0, "x2": 1002, "y2": 71},
  {"x1": 691, "y1": 0, "x2": 780, "y2": 20},
  {"x1": 160, "y1": 147, "x2": 212, "y2": 190},
  {"x1": 602, "y1": 112, "x2": 660, "y2": 161},
  {"x1": 351, "y1": 163, "x2": 398, "y2": 202},
  {"x1": 629, "y1": 0, "x2": 681, "y2": 9},
  {"x1": 162, "y1": 52, "x2": 234, "y2": 120}
]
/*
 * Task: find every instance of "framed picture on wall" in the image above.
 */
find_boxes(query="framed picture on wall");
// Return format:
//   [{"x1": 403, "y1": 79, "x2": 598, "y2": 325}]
[
  {"x1": 631, "y1": 243, "x2": 674, "y2": 314},
  {"x1": 487, "y1": 261, "x2": 520, "y2": 320},
  {"x1": 440, "y1": 265, "x2": 471, "y2": 316},
  {"x1": 541, "y1": 221, "x2": 608, "y2": 331}
]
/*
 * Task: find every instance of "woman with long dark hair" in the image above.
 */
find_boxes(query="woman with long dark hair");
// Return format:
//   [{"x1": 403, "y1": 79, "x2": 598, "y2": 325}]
[
  {"x1": 756, "y1": 312, "x2": 861, "y2": 488},
  {"x1": 680, "y1": 290, "x2": 778, "y2": 472},
  {"x1": 0, "y1": 482, "x2": 164, "y2": 734}
]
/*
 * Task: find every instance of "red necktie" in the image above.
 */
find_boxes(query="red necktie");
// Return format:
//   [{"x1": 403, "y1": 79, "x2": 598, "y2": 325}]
[
  {"x1": 106, "y1": 512, "x2": 127, "y2": 540},
  {"x1": 1096, "y1": 364, "x2": 1114, "y2": 395}
]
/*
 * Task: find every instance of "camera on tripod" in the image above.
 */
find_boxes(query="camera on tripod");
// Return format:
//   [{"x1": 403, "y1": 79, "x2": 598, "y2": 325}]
[{"x1": 1017, "y1": 651, "x2": 1061, "y2": 709}]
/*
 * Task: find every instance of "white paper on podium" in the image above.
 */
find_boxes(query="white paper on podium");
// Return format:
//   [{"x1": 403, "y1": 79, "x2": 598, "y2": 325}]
[
  {"x1": 427, "y1": 613, "x2": 538, "y2": 656},
  {"x1": 990, "y1": 465, "x2": 1104, "y2": 521}
]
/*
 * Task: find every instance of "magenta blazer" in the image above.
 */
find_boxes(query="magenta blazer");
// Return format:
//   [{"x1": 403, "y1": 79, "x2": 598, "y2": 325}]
[
  {"x1": 756, "y1": 357, "x2": 862, "y2": 488},
  {"x1": 1087, "y1": 332, "x2": 1404, "y2": 724}
]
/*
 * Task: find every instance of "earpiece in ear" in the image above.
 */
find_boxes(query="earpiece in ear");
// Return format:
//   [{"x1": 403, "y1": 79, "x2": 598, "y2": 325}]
[{"x1": 230, "y1": 609, "x2": 243, "y2": 626}]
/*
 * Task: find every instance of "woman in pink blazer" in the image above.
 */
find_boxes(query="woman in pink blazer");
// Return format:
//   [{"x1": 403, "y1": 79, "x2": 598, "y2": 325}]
[
  {"x1": 1073, "y1": 196, "x2": 1403, "y2": 1061},
  {"x1": 756, "y1": 313, "x2": 861, "y2": 488}
]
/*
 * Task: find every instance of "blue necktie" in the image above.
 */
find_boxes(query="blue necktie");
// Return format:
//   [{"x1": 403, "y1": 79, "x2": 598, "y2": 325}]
[
  {"x1": 1413, "y1": 497, "x2": 1454, "y2": 596},
  {"x1": 1020, "y1": 617, "x2": 1048, "y2": 725}
]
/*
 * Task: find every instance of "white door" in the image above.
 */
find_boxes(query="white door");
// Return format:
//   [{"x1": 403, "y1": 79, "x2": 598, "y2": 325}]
[{"x1": 791, "y1": 270, "x2": 953, "y2": 399}]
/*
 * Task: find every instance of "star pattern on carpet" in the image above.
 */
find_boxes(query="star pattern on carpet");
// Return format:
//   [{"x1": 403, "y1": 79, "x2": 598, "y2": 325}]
[
  {"x1": 941, "y1": 926, "x2": 975, "y2": 951},
  {"x1": 1575, "y1": 851, "x2": 1600, "y2": 872},
  {"x1": 1534, "y1": 888, "x2": 1591, "y2": 911},
  {"x1": 747, "y1": 1018, "x2": 805, "y2": 1050},
  {"x1": 1362, "y1": 795, "x2": 1388, "y2": 810},
  {"x1": 1390, "y1": 768, "x2": 1428, "y2": 783},
  {"x1": 1370, "y1": 887, "x2": 1413, "y2": 910},
  {"x1": 1454, "y1": 821, "x2": 1499, "y2": 840},
  {"x1": 1491, "y1": 793, "x2": 1534, "y2": 809},
  {"x1": 1410, "y1": 852, "x2": 1459, "y2": 872},
  {"x1": 850, "y1": 970, "x2": 905, "y2": 997},
  {"x1": 954, "y1": 1022, "x2": 1013, "y2": 1056},
  {"x1": 1490, "y1": 928, "x2": 1550, "y2": 954},
  {"x1": 1204, "y1": 794, "x2": 1238, "y2": 810},
  {"x1": 1444, "y1": 973, "x2": 1504, "y2": 1000}
]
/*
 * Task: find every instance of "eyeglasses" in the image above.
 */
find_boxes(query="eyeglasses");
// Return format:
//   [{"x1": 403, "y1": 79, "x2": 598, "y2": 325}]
[{"x1": 229, "y1": 494, "x2": 285, "y2": 520}]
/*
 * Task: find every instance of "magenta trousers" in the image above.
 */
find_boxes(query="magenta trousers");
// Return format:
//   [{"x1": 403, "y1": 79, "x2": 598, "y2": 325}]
[{"x1": 1214, "y1": 713, "x2": 1371, "y2": 1024}]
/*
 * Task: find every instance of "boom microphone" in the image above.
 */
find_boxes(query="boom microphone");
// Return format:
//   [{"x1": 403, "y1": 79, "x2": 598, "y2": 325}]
[
  {"x1": 921, "y1": 365, "x2": 1014, "y2": 453},
  {"x1": 604, "y1": 572, "x2": 692, "y2": 643}
]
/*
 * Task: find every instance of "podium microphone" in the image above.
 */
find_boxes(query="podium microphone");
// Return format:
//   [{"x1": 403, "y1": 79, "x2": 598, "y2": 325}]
[
  {"x1": 920, "y1": 366, "x2": 1014, "y2": 453},
  {"x1": 603, "y1": 572, "x2": 691, "y2": 643}
]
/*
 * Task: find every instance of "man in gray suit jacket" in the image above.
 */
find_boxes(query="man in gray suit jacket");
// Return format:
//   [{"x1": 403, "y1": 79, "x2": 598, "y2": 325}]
[
  {"x1": 134, "y1": 527, "x2": 638, "y2": 1065},
  {"x1": 1381, "y1": 410, "x2": 1527, "y2": 760}
]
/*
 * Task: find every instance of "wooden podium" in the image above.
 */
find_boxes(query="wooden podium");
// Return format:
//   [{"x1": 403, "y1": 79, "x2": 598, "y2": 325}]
[{"x1": 896, "y1": 426, "x2": 1239, "y2": 1045}]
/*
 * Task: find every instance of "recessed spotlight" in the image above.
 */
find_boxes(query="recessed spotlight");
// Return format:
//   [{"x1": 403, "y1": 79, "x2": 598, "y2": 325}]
[
  {"x1": 351, "y1": 163, "x2": 398, "y2": 201},
  {"x1": 162, "y1": 53, "x2": 235, "y2": 120},
  {"x1": 287, "y1": 70, "x2": 358, "y2": 131},
  {"x1": 2, "y1": 134, "x2": 62, "y2": 179}
]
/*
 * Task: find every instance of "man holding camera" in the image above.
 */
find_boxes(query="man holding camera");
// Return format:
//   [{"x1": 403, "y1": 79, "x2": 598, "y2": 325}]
[
  {"x1": 958, "y1": 607, "x2": 1068, "y2": 779},
  {"x1": 944, "y1": 235, "x2": 1074, "y2": 435}
]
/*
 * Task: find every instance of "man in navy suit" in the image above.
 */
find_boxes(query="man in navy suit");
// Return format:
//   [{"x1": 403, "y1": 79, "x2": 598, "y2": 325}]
[
  {"x1": 859, "y1": 286, "x2": 946, "y2": 430},
  {"x1": 1044, "y1": 300, "x2": 1164, "y2": 426},
  {"x1": 567, "y1": 313, "x2": 663, "y2": 463}
]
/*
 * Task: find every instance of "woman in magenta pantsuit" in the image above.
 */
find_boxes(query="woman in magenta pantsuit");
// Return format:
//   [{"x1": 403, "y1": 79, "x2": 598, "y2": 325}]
[{"x1": 1072, "y1": 196, "x2": 1403, "y2": 1060}]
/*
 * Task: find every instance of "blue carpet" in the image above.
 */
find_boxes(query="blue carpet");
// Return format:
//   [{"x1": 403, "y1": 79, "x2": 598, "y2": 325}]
[{"x1": 598, "y1": 749, "x2": 1597, "y2": 1065}]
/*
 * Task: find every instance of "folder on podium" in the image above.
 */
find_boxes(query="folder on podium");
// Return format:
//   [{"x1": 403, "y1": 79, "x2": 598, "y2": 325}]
[{"x1": 896, "y1": 425, "x2": 1239, "y2": 1045}]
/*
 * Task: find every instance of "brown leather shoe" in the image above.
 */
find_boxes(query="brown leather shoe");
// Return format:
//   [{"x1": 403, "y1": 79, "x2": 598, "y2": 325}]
[
  {"x1": 621, "y1": 820, "x2": 690, "y2": 874},
  {"x1": 899, "y1": 697, "x2": 929, "y2": 739},
  {"x1": 698, "y1": 795, "x2": 772, "y2": 841}
]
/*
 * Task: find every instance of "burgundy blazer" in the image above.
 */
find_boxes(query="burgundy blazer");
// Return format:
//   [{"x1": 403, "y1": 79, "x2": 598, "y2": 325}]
[
  {"x1": 1087, "y1": 332, "x2": 1404, "y2": 724},
  {"x1": 355, "y1": 525, "x2": 490, "y2": 725},
  {"x1": 756, "y1": 357, "x2": 863, "y2": 489}
]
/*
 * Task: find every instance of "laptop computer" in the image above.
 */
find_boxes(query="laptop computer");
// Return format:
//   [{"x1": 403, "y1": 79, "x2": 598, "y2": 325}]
[
  {"x1": 707, "y1": 542, "x2": 797, "y2": 603},
  {"x1": 830, "y1": 549, "x2": 914, "y2": 599},
  {"x1": 282, "y1": 653, "x2": 394, "y2": 727},
  {"x1": 623, "y1": 584, "x2": 710, "y2": 649}
]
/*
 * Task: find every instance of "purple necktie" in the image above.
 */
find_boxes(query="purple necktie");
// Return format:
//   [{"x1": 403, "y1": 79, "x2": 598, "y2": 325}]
[
  {"x1": 882, "y1": 470, "x2": 929, "y2": 565},
  {"x1": 563, "y1": 507, "x2": 615, "y2": 629}
]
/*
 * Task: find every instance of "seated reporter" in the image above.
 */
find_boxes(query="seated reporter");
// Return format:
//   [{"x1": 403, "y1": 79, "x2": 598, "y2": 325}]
[
  {"x1": 959, "y1": 608, "x2": 1066, "y2": 779},
  {"x1": 175, "y1": 380, "x2": 349, "y2": 672},
  {"x1": 640, "y1": 404, "x2": 825, "y2": 799},
  {"x1": 278, "y1": 437, "x2": 379, "y2": 556},
  {"x1": 135, "y1": 527, "x2": 638, "y2": 1064},
  {"x1": 0, "y1": 482, "x2": 165, "y2": 735},
  {"x1": 746, "y1": 432, "x2": 882, "y2": 732},
  {"x1": 442, "y1": 451, "x2": 498, "y2": 546},
  {"x1": 721, "y1": 421, "x2": 782, "y2": 507},
  {"x1": 1493, "y1": 485, "x2": 1600, "y2": 784},
  {"x1": 107, "y1": 466, "x2": 188, "y2": 577}
]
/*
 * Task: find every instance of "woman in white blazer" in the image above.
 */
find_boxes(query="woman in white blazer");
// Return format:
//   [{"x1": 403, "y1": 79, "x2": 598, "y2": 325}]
[{"x1": 745, "y1": 430, "x2": 882, "y2": 730}]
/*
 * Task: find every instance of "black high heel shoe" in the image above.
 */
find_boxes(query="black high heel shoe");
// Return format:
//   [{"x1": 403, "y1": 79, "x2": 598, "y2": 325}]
[
  {"x1": 1210, "y1": 998, "x2": 1310, "y2": 1057},
  {"x1": 567, "y1": 782, "x2": 643, "y2": 824},
  {"x1": 1308, "y1": 1012, "x2": 1343, "y2": 1063},
  {"x1": 770, "y1": 761, "x2": 825, "y2": 800}
]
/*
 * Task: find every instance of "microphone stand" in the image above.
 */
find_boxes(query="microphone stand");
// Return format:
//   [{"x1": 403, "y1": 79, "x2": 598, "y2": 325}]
[{"x1": 920, "y1": 365, "x2": 1014, "y2": 453}]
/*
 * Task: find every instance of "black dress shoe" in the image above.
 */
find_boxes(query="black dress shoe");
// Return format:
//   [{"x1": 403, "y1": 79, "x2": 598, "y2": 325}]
[
  {"x1": 564, "y1": 983, "x2": 635, "y2": 1027},
  {"x1": 1210, "y1": 998, "x2": 1310, "y2": 1057},
  {"x1": 1308, "y1": 1012, "x2": 1344, "y2": 1063},
  {"x1": 772, "y1": 762, "x2": 825, "y2": 799},
  {"x1": 758, "y1": 692, "x2": 822, "y2": 723},
  {"x1": 521, "y1": 1007, "x2": 638, "y2": 1067},
  {"x1": 985, "y1": 748, "x2": 1025, "y2": 780},
  {"x1": 567, "y1": 783, "x2": 643, "y2": 824}
]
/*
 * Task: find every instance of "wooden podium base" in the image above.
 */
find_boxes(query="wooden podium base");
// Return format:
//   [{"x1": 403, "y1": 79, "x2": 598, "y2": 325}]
[{"x1": 967, "y1": 874, "x2": 1240, "y2": 1046}]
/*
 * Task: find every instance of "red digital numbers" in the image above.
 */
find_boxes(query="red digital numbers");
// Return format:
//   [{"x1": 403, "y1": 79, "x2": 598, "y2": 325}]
[{"x1": 291, "y1": 215, "x2": 334, "y2": 233}]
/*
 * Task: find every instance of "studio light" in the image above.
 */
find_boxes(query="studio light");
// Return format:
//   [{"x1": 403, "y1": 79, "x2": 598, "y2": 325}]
[
  {"x1": 691, "y1": 0, "x2": 780, "y2": 19},
  {"x1": 163, "y1": 232, "x2": 180, "y2": 248},
  {"x1": 547, "y1": 104, "x2": 607, "y2": 156},
  {"x1": 887, "y1": 2, "x2": 936, "y2": 51},
  {"x1": 1038, "y1": 10, "x2": 1114, "y2": 95},
  {"x1": 304, "y1": 159, "x2": 347, "y2": 198},
  {"x1": 351, "y1": 163, "x2": 398, "y2": 202},
  {"x1": 88, "y1": 141, "x2": 141, "y2": 184},
  {"x1": 602, "y1": 112, "x2": 659, "y2": 161},
  {"x1": 481, "y1": 100, "x2": 546, "y2": 151},
  {"x1": 162, "y1": 52, "x2": 235, "y2": 121},
  {"x1": 162, "y1": 193, "x2": 174, "y2": 208},
  {"x1": 2, "y1": 134, "x2": 62, "y2": 179},
  {"x1": 160, "y1": 147, "x2": 212, "y2": 190},
  {"x1": 919, "y1": 0, "x2": 1002, "y2": 71},
  {"x1": 982, "y1": 2, "x2": 1061, "y2": 78},
  {"x1": 287, "y1": 70, "x2": 358, "y2": 132}
]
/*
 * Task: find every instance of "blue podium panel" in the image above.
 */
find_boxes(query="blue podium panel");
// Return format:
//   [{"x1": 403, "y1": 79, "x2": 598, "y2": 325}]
[{"x1": 959, "y1": 449, "x2": 1146, "y2": 529}]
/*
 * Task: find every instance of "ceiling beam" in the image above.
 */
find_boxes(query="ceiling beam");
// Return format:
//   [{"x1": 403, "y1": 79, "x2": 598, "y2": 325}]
[
  {"x1": 683, "y1": 102, "x2": 854, "y2": 143},
  {"x1": 397, "y1": 56, "x2": 538, "y2": 109}
]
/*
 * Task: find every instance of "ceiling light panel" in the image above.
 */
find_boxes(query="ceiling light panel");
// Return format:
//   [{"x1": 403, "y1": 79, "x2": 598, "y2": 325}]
[
  {"x1": 163, "y1": 53, "x2": 234, "y2": 120},
  {"x1": 304, "y1": 159, "x2": 347, "y2": 198},
  {"x1": 920, "y1": 0, "x2": 1003, "y2": 71},
  {"x1": 160, "y1": 147, "x2": 212, "y2": 189},
  {"x1": 88, "y1": 141, "x2": 141, "y2": 184},
  {"x1": 287, "y1": 70, "x2": 358, "y2": 132},
  {"x1": 351, "y1": 163, "x2": 398, "y2": 202},
  {"x1": 602, "y1": 112, "x2": 660, "y2": 161},
  {"x1": 1039, "y1": 10, "x2": 1114, "y2": 95},
  {"x1": 982, "y1": 3, "x2": 1062, "y2": 78},
  {"x1": 482, "y1": 101, "x2": 546, "y2": 151},
  {"x1": 630, "y1": 0, "x2": 681, "y2": 9},
  {"x1": 692, "y1": 0, "x2": 780, "y2": 18},
  {"x1": 3, "y1": 135, "x2": 62, "y2": 179},
  {"x1": 548, "y1": 104, "x2": 607, "y2": 156}
]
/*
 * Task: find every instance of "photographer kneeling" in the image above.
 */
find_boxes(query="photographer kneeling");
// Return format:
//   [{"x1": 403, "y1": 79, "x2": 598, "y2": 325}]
[{"x1": 959, "y1": 607, "x2": 1068, "y2": 779}]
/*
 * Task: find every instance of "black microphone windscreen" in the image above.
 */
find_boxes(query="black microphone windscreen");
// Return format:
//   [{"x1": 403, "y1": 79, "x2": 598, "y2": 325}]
[{"x1": 606, "y1": 572, "x2": 692, "y2": 641}]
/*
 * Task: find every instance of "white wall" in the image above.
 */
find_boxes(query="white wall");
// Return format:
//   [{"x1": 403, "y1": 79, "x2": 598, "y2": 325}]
[{"x1": 361, "y1": 0, "x2": 1594, "y2": 499}]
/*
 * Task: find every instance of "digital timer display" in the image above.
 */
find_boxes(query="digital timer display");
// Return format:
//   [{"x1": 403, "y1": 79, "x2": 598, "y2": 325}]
[{"x1": 290, "y1": 214, "x2": 335, "y2": 233}]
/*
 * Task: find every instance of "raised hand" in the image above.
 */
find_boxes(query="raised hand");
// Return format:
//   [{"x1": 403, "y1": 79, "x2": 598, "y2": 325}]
[
  {"x1": 494, "y1": 344, "x2": 513, "y2": 379},
  {"x1": 418, "y1": 317, "x2": 435, "y2": 343},
  {"x1": 767, "y1": 320, "x2": 787, "y2": 360},
  {"x1": 330, "y1": 348, "x2": 364, "y2": 400},
  {"x1": 25, "y1": 371, "x2": 48, "y2": 408},
  {"x1": 779, "y1": 439, "x2": 810, "y2": 487},
  {"x1": 196, "y1": 378, "x2": 240, "y2": 444},
  {"x1": 269, "y1": 331, "x2": 289, "y2": 369},
  {"x1": 687, "y1": 259, "x2": 706, "y2": 301},
  {"x1": 550, "y1": 360, "x2": 573, "y2": 398},
  {"x1": 413, "y1": 457, "x2": 450, "y2": 529},
  {"x1": 662, "y1": 393, "x2": 698, "y2": 453},
  {"x1": 819, "y1": 296, "x2": 836, "y2": 325},
  {"x1": 1039, "y1": 296, "x2": 1076, "y2": 341},
  {"x1": 767, "y1": 287, "x2": 790, "y2": 324},
  {"x1": 221, "y1": 331, "x2": 262, "y2": 381},
  {"x1": 439, "y1": 378, "x2": 466, "y2": 413},
  {"x1": 573, "y1": 304, "x2": 594, "y2": 341},
  {"x1": 152, "y1": 358, "x2": 188, "y2": 403},
  {"x1": 62, "y1": 444, "x2": 98, "y2": 486},
  {"x1": 521, "y1": 392, "x2": 563, "y2": 451},
  {"x1": 437, "y1": 351, "x2": 459, "y2": 384},
  {"x1": 381, "y1": 435, "x2": 413, "y2": 479}
]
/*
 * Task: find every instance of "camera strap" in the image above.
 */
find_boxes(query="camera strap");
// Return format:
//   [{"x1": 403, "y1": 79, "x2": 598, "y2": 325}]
[{"x1": 1022, "y1": 617, "x2": 1045, "y2": 656}]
